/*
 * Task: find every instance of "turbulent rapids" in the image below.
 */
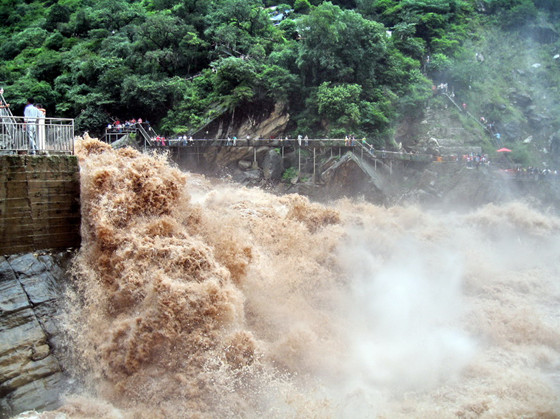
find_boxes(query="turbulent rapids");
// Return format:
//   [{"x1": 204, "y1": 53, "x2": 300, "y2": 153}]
[{"x1": 38, "y1": 137, "x2": 560, "y2": 417}]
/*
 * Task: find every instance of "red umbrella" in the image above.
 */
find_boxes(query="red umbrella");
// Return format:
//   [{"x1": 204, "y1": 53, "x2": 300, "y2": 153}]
[{"x1": 496, "y1": 147, "x2": 512, "y2": 152}]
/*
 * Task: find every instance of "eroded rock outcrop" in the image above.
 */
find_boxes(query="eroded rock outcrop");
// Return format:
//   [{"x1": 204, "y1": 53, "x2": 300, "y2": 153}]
[{"x1": 0, "y1": 253, "x2": 71, "y2": 419}]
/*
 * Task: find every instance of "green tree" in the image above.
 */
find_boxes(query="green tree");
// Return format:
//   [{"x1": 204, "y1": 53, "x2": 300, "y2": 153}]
[
  {"x1": 294, "y1": 0, "x2": 311, "y2": 13},
  {"x1": 44, "y1": 31, "x2": 64, "y2": 50},
  {"x1": 44, "y1": 3, "x2": 71, "y2": 32},
  {"x1": 259, "y1": 64, "x2": 298, "y2": 102},
  {"x1": 205, "y1": 0, "x2": 276, "y2": 58},
  {"x1": 296, "y1": 2, "x2": 387, "y2": 87},
  {"x1": 31, "y1": 50, "x2": 63, "y2": 84},
  {"x1": 213, "y1": 57, "x2": 258, "y2": 95},
  {"x1": 317, "y1": 82, "x2": 362, "y2": 128},
  {"x1": 134, "y1": 14, "x2": 192, "y2": 76},
  {"x1": 120, "y1": 74, "x2": 172, "y2": 117}
]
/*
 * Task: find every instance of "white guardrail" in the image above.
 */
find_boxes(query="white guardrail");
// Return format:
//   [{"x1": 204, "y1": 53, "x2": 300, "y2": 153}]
[{"x1": 0, "y1": 115, "x2": 74, "y2": 154}]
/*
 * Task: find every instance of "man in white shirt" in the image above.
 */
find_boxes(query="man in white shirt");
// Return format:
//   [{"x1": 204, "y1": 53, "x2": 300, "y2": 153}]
[{"x1": 24, "y1": 98, "x2": 42, "y2": 154}]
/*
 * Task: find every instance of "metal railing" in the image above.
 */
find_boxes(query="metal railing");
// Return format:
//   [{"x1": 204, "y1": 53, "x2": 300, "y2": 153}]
[
  {"x1": 102, "y1": 123, "x2": 156, "y2": 149},
  {"x1": 136, "y1": 123, "x2": 155, "y2": 147},
  {"x1": 0, "y1": 115, "x2": 74, "y2": 154}
]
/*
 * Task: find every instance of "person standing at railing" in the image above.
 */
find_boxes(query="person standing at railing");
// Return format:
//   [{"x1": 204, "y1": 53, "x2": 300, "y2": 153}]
[
  {"x1": 24, "y1": 98, "x2": 43, "y2": 154},
  {"x1": 36, "y1": 103, "x2": 46, "y2": 152}
]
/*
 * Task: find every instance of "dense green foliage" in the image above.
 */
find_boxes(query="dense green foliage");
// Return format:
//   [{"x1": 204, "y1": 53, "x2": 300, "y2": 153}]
[{"x1": 1, "y1": 0, "x2": 559, "y2": 149}]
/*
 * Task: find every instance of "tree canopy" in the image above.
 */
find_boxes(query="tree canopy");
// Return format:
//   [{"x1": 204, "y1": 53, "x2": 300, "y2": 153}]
[{"x1": 1, "y1": 0, "x2": 558, "y2": 146}]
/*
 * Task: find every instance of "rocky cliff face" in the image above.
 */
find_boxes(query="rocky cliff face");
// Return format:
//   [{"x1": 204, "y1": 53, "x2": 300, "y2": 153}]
[
  {"x1": 196, "y1": 101, "x2": 290, "y2": 140},
  {"x1": 0, "y1": 252, "x2": 72, "y2": 418}
]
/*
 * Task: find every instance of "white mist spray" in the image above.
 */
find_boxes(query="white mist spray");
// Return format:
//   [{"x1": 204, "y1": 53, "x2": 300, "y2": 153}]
[{"x1": 337, "y1": 231, "x2": 477, "y2": 395}]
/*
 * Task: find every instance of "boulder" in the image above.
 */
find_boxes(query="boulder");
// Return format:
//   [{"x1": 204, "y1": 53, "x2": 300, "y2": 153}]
[
  {"x1": 232, "y1": 169, "x2": 263, "y2": 186},
  {"x1": 238, "y1": 160, "x2": 253, "y2": 170},
  {"x1": 235, "y1": 102, "x2": 290, "y2": 139},
  {"x1": 210, "y1": 146, "x2": 253, "y2": 167},
  {"x1": 262, "y1": 149, "x2": 284, "y2": 180}
]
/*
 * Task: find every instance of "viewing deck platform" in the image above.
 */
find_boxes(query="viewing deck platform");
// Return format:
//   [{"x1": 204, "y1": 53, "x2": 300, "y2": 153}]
[{"x1": 0, "y1": 115, "x2": 74, "y2": 155}]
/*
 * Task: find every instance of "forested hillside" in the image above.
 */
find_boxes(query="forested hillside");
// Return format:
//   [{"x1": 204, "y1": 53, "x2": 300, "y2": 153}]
[{"x1": 1, "y1": 0, "x2": 559, "y2": 159}]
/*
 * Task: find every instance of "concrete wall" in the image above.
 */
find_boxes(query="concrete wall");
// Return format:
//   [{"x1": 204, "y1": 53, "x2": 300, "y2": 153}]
[{"x1": 0, "y1": 156, "x2": 80, "y2": 255}]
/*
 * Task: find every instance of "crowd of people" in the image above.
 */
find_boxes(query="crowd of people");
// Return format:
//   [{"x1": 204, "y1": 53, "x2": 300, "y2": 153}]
[
  {"x1": 154, "y1": 135, "x2": 194, "y2": 146},
  {"x1": 344, "y1": 135, "x2": 367, "y2": 146},
  {"x1": 107, "y1": 118, "x2": 150, "y2": 132},
  {"x1": 510, "y1": 166, "x2": 560, "y2": 179},
  {"x1": 464, "y1": 152, "x2": 490, "y2": 168}
]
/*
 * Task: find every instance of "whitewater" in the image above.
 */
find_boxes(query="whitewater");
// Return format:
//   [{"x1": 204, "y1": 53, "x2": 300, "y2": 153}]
[{"x1": 20, "y1": 136, "x2": 560, "y2": 418}]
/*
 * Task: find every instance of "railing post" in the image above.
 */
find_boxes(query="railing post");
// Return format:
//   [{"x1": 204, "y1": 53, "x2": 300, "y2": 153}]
[
  {"x1": 313, "y1": 147, "x2": 316, "y2": 183},
  {"x1": 72, "y1": 119, "x2": 75, "y2": 154},
  {"x1": 252, "y1": 147, "x2": 258, "y2": 169}
]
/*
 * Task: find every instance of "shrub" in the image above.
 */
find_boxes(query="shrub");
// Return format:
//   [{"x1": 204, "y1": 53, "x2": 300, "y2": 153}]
[{"x1": 282, "y1": 166, "x2": 298, "y2": 182}]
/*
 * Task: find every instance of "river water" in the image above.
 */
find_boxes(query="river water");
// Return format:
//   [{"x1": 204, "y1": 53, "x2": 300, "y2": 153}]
[{"x1": 35, "y1": 137, "x2": 560, "y2": 417}]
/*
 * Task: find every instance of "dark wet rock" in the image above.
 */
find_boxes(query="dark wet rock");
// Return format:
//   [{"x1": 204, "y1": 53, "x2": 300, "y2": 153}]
[
  {"x1": 210, "y1": 146, "x2": 253, "y2": 168},
  {"x1": 37, "y1": 254, "x2": 66, "y2": 282},
  {"x1": 321, "y1": 152, "x2": 386, "y2": 201},
  {"x1": 33, "y1": 302, "x2": 61, "y2": 344},
  {"x1": 238, "y1": 160, "x2": 253, "y2": 170},
  {"x1": 0, "y1": 279, "x2": 30, "y2": 314},
  {"x1": 7, "y1": 255, "x2": 46, "y2": 279},
  {"x1": 232, "y1": 169, "x2": 263, "y2": 186},
  {"x1": 18, "y1": 271, "x2": 60, "y2": 305},
  {"x1": 3, "y1": 371, "x2": 66, "y2": 416},
  {"x1": 0, "y1": 258, "x2": 17, "y2": 283},
  {"x1": 262, "y1": 149, "x2": 284, "y2": 181},
  {"x1": 0, "y1": 253, "x2": 69, "y2": 418}
]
